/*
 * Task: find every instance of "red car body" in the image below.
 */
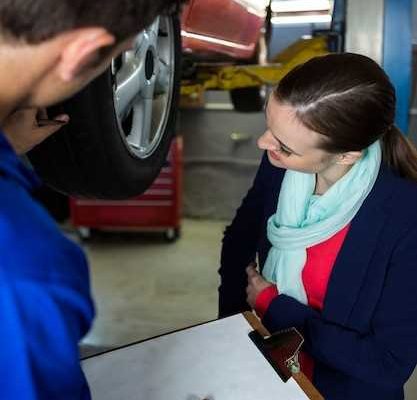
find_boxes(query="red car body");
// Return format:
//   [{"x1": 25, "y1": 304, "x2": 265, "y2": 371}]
[{"x1": 181, "y1": 0, "x2": 270, "y2": 60}]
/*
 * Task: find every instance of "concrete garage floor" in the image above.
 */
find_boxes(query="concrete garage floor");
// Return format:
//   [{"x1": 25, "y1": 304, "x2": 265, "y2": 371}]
[{"x1": 80, "y1": 218, "x2": 224, "y2": 351}]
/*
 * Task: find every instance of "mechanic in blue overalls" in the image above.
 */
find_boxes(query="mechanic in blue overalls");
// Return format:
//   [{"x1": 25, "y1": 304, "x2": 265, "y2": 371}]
[{"x1": 0, "y1": 0, "x2": 183, "y2": 398}]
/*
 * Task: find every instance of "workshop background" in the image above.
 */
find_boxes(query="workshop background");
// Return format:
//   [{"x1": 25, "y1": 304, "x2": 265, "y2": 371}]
[{"x1": 36, "y1": 0, "x2": 417, "y2": 397}]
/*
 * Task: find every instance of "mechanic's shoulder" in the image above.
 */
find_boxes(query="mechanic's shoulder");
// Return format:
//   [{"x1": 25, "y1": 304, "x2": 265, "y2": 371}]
[
  {"x1": 0, "y1": 180, "x2": 88, "y2": 283},
  {"x1": 0, "y1": 178, "x2": 54, "y2": 241}
]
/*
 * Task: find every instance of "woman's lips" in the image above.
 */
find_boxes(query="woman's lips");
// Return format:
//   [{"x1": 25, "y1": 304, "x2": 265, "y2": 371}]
[{"x1": 268, "y1": 151, "x2": 281, "y2": 161}]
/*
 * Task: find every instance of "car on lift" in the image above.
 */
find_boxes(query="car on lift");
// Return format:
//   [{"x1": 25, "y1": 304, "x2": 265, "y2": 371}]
[
  {"x1": 28, "y1": 1, "x2": 271, "y2": 200},
  {"x1": 181, "y1": 0, "x2": 271, "y2": 112}
]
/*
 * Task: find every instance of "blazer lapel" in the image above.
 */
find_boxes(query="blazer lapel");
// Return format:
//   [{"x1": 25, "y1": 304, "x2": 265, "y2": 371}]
[{"x1": 322, "y1": 165, "x2": 395, "y2": 325}]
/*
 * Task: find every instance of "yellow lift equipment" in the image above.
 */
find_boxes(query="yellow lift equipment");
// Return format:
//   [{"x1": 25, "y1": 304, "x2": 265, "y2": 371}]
[{"x1": 180, "y1": 36, "x2": 329, "y2": 101}]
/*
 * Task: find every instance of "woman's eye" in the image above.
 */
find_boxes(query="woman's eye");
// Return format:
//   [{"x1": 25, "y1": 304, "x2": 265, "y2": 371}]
[{"x1": 279, "y1": 147, "x2": 292, "y2": 156}]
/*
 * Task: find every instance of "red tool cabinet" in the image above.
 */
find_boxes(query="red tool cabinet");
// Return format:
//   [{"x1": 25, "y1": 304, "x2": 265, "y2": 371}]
[{"x1": 70, "y1": 137, "x2": 183, "y2": 241}]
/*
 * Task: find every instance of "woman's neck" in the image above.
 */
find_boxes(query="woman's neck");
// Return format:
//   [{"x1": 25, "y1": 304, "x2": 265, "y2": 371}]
[{"x1": 315, "y1": 164, "x2": 353, "y2": 195}]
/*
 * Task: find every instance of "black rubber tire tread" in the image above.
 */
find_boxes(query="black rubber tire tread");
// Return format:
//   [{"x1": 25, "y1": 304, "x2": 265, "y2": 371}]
[{"x1": 28, "y1": 15, "x2": 181, "y2": 199}]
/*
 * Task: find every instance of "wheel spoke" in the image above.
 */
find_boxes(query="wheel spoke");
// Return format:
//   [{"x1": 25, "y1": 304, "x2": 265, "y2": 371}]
[
  {"x1": 114, "y1": 58, "x2": 146, "y2": 118},
  {"x1": 155, "y1": 58, "x2": 171, "y2": 95},
  {"x1": 146, "y1": 17, "x2": 160, "y2": 50},
  {"x1": 142, "y1": 77, "x2": 157, "y2": 100},
  {"x1": 128, "y1": 96, "x2": 154, "y2": 151}
]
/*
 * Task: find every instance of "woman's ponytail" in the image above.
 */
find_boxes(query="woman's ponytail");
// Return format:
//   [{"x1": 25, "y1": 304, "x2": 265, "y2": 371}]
[{"x1": 382, "y1": 126, "x2": 417, "y2": 182}]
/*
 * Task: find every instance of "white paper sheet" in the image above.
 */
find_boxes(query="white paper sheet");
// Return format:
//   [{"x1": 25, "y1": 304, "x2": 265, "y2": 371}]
[{"x1": 82, "y1": 314, "x2": 308, "y2": 400}]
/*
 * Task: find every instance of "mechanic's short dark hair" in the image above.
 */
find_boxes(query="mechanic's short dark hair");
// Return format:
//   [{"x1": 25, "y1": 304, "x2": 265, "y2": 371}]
[{"x1": 0, "y1": 0, "x2": 185, "y2": 43}]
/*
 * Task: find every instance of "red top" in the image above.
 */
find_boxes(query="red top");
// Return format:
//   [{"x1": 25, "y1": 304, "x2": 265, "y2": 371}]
[{"x1": 255, "y1": 224, "x2": 350, "y2": 380}]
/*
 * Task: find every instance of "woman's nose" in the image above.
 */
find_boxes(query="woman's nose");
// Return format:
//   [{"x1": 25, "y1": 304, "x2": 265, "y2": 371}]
[{"x1": 257, "y1": 131, "x2": 274, "y2": 150}]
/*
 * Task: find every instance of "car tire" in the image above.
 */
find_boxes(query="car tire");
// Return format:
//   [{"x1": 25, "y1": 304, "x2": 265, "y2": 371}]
[{"x1": 28, "y1": 15, "x2": 181, "y2": 199}]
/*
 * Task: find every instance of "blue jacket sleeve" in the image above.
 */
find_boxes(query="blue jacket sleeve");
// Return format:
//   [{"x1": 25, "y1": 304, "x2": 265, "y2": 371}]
[
  {"x1": 0, "y1": 276, "x2": 94, "y2": 399},
  {"x1": 218, "y1": 153, "x2": 272, "y2": 318},
  {"x1": 262, "y1": 225, "x2": 417, "y2": 389}
]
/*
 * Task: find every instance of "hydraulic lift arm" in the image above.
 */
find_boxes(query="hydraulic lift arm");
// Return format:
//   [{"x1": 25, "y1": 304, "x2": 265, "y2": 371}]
[{"x1": 180, "y1": 36, "x2": 329, "y2": 99}]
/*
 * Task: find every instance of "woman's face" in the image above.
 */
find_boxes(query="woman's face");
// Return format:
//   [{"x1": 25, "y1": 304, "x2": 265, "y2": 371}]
[{"x1": 257, "y1": 96, "x2": 337, "y2": 174}]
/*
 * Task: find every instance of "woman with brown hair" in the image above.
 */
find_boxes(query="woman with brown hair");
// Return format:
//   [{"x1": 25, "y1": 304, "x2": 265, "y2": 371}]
[{"x1": 219, "y1": 53, "x2": 417, "y2": 399}]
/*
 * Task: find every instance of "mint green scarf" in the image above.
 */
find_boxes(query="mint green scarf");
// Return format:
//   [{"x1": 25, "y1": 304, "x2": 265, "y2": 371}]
[{"x1": 262, "y1": 141, "x2": 382, "y2": 305}]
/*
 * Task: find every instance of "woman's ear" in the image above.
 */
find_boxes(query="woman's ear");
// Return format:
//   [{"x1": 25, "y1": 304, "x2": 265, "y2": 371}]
[
  {"x1": 337, "y1": 151, "x2": 363, "y2": 165},
  {"x1": 57, "y1": 28, "x2": 116, "y2": 82}
]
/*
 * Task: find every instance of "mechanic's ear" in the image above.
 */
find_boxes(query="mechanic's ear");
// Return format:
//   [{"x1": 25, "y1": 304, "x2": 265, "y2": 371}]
[{"x1": 57, "y1": 28, "x2": 116, "y2": 82}]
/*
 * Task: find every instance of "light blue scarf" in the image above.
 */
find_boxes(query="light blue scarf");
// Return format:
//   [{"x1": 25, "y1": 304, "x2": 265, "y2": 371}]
[{"x1": 262, "y1": 141, "x2": 382, "y2": 305}]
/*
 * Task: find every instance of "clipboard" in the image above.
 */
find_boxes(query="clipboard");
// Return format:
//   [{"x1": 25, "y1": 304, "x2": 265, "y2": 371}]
[{"x1": 82, "y1": 312, "x2": 323, "y2": 399}]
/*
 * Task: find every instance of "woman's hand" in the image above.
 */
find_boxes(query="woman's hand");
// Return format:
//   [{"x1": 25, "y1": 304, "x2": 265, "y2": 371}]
[
  {"x1": 2, "y1": 108, "x2": 69, "y2": 155},
  {"x1": 246, "y1": 262, "x2": 274, "y2": 308}
]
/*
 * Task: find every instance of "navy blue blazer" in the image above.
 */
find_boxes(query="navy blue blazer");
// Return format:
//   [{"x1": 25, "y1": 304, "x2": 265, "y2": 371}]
[{"x1": 219, "y1": 152, "x2": 417, "y2": 399}]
